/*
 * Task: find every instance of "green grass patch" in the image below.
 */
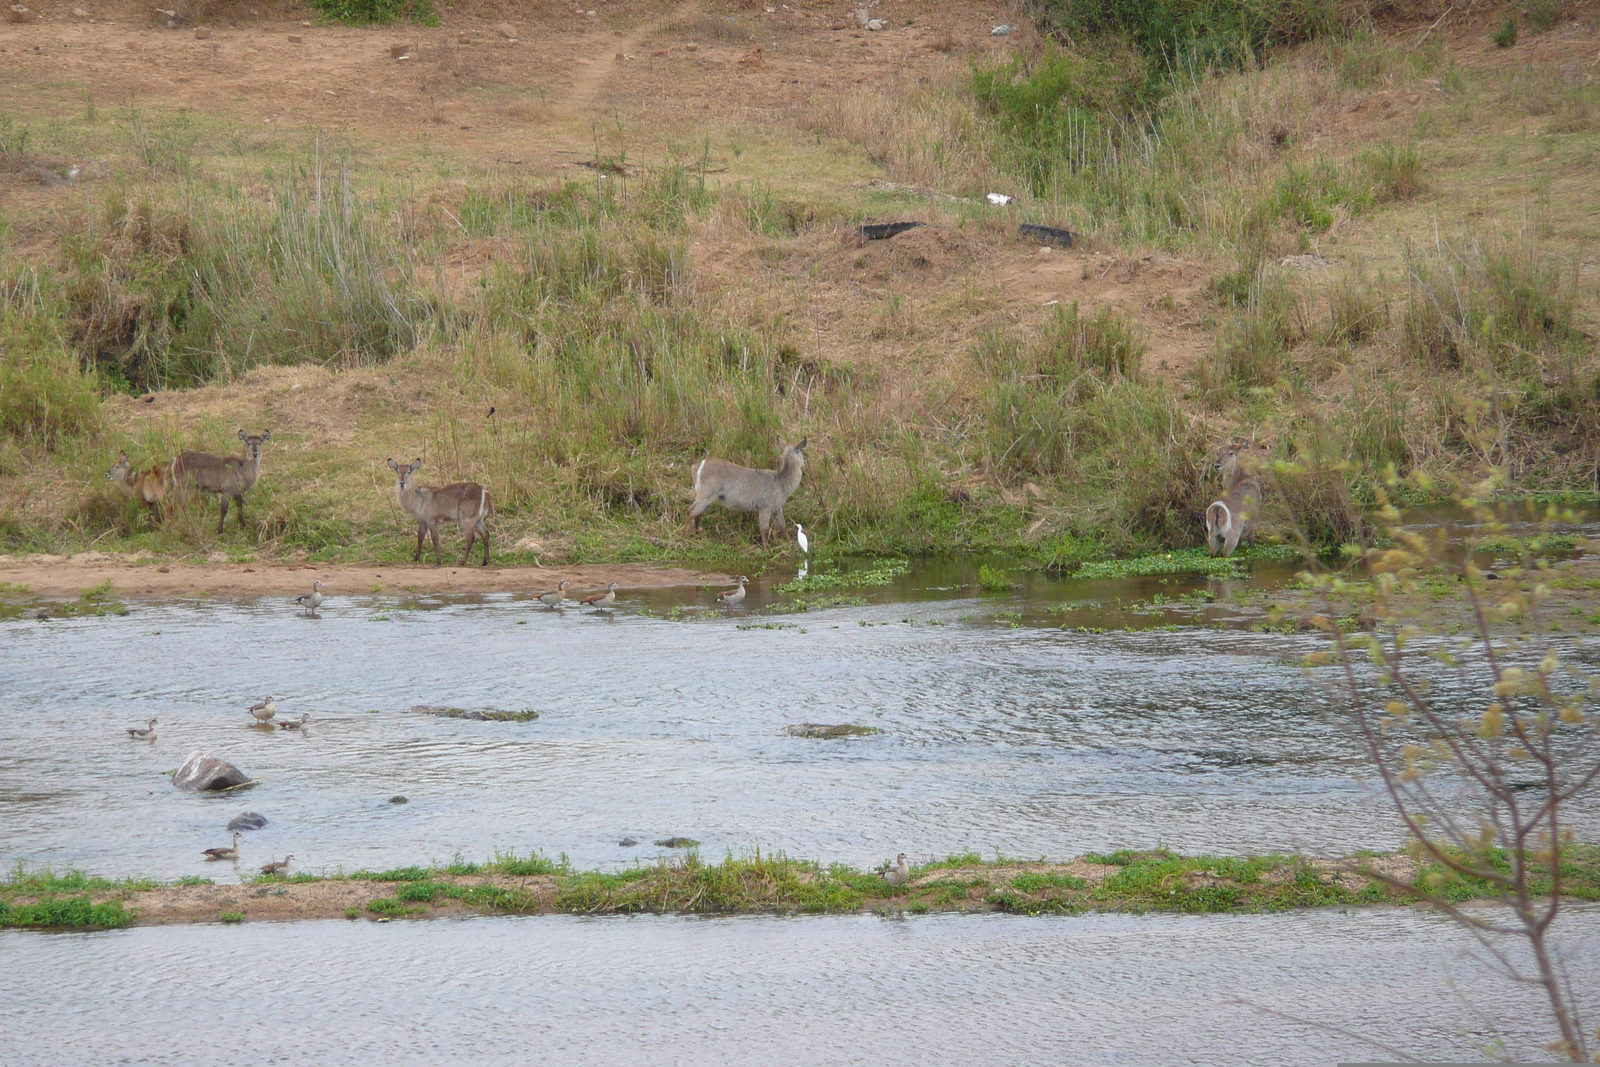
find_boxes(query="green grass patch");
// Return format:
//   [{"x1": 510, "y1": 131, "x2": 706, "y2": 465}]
[
  {"x1": 0, "y1": 895, "x2": 132, "y2": 929},
  {"x1": 1073, "y1": 544, "x2": 1300, "y2": 579},
  {"x1": 775, "y1": 558, "x2": 910, "y2": 595}
]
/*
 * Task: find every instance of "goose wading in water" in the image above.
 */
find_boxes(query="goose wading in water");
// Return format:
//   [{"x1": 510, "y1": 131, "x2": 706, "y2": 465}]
[
  {"x1": 582, "y1": 582, "x2": 618, "y2": 608},
  {"x1": 295, "y1": 581, "x2": 325, "y2": 616},
  {"x1": 248, "y1": 696, "x2": 278, "y2": 724},
  {"x1": 203, "y1": 832, "x2": 242, "y2": 861},
  {"x1": 126, "y1": 718, "x2": 157, "y2": 740},
  {"x1": 536, "y1": 581, "x2": 568, "y2": 609},
  {"x1": 277, "y1": 713, "x2": 310, "y2": 731},
  {"x1": 259, "y1": 855, "x2": 293, "y2": 876},
  {"x1": 715, "y1": 576, "x2": 748, "y2": 606},
  {"x1": 883, "y1": 854, "x2": 911, "y2": 887}
]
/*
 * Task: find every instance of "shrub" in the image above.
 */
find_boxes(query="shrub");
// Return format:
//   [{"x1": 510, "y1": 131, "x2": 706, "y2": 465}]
[
  {"x1": 1202, "y1": 269, "x2": 1305, "y2": 395},
  {"x1": 1325, "y1": 272, "x2": 1388, "y2": 347},
  {"x1": 1401, "y1": 232, "x2": 1580, "y2": 378},
  {"x1": 308, "y1": 0, "x2": 437, "y2": 26},
  {"x1": 63, "y1": 174, "x2": 426, "y2": 391},
  {"x1": 1364, "y1": 141, "x2": 1425, "y2": 202},
  {"x1": 1526, "y1": 0, "x2": 1562, "y2": 34},
  {"x1": 1493, "y1": 16, "x2": 1518, "y2": 48},
  {"x1": 0, "y1": 271, "x2": 101, "y2": 449},
  {"x1": 1026, "y1": 0, "x2": 1339, "y2": 71}
]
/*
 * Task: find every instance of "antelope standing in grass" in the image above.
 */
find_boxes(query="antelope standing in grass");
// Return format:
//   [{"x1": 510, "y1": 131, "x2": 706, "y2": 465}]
[
  {"x1": 172, "y1": 430, "x2": 271, "y2": 533},
  {"x1": 387, "y1": 458, "x2": 493, "y2": 567},
  {"x1": 107, "y1": 452, "x2": 174, "y2": 523},
  {"x1": 686, "y1": 438, "x2": 807, "y2": 547},
  {"x1": 1205, "y1": 446, "x2": 1262, "y2": 558}
]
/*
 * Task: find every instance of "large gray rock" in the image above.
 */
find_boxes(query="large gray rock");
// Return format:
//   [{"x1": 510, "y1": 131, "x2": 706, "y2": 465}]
[{"x1": 172, "y1": 752, "x2": 251, "y2": 792}]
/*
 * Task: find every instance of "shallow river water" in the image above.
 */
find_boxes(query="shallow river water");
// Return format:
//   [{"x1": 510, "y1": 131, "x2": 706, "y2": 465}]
[
  {"x1": 0, "y1": 585, "x2": 1437, "y2": 880},
  {"x1": 3, "y1": 511, "x2": 1598, "y2": 1064},
  {"x1": 3, "y1": 907, "x2": 1597, "y2": 1065},
  {"x1": 2, "y1": 540, "x2": 1599, "y2": 879}
]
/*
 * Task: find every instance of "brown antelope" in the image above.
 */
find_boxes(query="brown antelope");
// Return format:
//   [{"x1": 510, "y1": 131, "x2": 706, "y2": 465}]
[
  {"x1": 686, "y1": 438, "x2": 807, "y2": 547},
  {"x1": 1205, "y1": 446, "x2": 1263, "y2": 558},
  {"x1": 387, "y1": 458, "x2": 493, "y2": 567},
  {"x1": 172, "y1": 430, "x2": 271, "y2": 533},
  {"x1": 107, "y1": 452, "x2": 174, "y2": 522}
]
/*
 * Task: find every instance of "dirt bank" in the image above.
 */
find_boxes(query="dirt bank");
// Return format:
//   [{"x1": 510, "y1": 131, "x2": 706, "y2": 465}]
[{"x1": 0, "y1": 555, "x2": 727, "y2": 599}]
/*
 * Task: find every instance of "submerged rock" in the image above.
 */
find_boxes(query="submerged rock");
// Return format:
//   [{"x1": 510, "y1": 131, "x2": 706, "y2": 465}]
[
  {"x1": 388, "y1": 795, "x2": 408, "y2": 805},
  {"x1": 654, "y1": 837, "x2": 700, "y2": 849},
  {"x1": 405, "y1": 705, "x2": 540, "y2": 722},
  {"x1": 618, "y1": 837, "x2": 639, "y2": 847},
  {"x1": 172, "y1": 752, "x2": 251, "y2": 792},
  {"x1": 227, "y1": 811, "x2": 268, "y2": 831},
  {"x1": 783, "y1": 723, "x2": 880, "y2": 739}
]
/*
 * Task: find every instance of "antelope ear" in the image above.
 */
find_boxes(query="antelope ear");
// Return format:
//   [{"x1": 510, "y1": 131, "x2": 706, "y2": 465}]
[
  {"x1": 409, "y1": 459, "x2": 422, "y2": 473},
  {"x1": 260, "y1": 429, "x2": 271, "y2": 440},
  {"x1": 387, "y1": 458, "x2": 399, "y2": 471},
  {"x1": 238, "y1": 429, "x2": 247, "y2": 441},
  {"x1": 794, "y1": 437, "x2": 808, "y2": 451}
]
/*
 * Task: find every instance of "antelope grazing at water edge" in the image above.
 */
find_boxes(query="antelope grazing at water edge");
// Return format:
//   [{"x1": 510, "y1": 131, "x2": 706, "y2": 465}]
[
  {"x1": 387, "y1": 458, "x2": 493, "y2": 566},
  {"x1": 171, "y1": 430, "x2": 271, "y2": 533},
  {"x1": 107, "y1": 452, "x2": 174, "y2": 523},
  {"x1": 1205, "y1": 446, "x2": 1262, "y2": 558},
  {"x1": 686, "y1": 438, "x2": 807, "y2": 547}
]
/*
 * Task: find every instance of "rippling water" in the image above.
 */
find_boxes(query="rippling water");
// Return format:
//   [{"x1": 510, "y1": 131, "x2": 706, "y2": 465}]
[
  {"x1": 0, "y1": 586, "x2": 1424, "y2": 880},
  {"x1": 4, "y1": 558, "x2": 1599, "y2": 881},
  {"x1": 3, "y1": 907, "x2": 1595, "y2": 1065}
]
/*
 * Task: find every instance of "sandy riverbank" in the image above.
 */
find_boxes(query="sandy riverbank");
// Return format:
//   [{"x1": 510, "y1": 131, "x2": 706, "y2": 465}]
[{"x1": 0, "y1": 555, "x2": 728, "y2": 600}]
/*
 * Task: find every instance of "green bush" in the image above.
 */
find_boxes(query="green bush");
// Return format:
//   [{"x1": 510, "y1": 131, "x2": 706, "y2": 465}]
[
  {"x1": 309, "y1": 0, "x2": 437, "y2": 26},
  {"x1": 1026, "y1": 0, "x2": 1338, "y2": 71},
  {"x1": 64, "y1": 176, "x2": 426, "y2": 391},
  {"x1": 1526, "y1": 0, "x2": 1561, "y2": 34},
  {"x1": 1492, "y1": 16, "x2": 1518, "y2": 48},
  {"x1": 0, "y1": 271, "x2": 101, "y2": 449}
]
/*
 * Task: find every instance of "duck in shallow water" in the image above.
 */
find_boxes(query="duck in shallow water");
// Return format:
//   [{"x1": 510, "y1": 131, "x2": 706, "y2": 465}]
[
  {"x1": 203, "y1": 832, "x2": 242, "y2": 862},
  {"x1": 126, "y1": 718, "x2": 157, "y2": 740}
]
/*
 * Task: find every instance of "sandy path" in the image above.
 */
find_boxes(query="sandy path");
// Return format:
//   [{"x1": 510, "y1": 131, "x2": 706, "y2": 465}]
[{"x1": 0, "y1": 556, "x2": 726, "y2": 600}]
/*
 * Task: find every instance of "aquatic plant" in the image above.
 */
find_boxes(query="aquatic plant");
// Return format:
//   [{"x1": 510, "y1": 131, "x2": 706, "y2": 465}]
[{"x1": 977, "y1": 564, "x2": 1017, "y2": 591}]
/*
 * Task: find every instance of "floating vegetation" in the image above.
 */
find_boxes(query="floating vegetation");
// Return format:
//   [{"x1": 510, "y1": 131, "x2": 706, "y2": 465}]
[
  {"x1": 654, "y1": 837, "x2": 701, "y2": 849},
  {"x1": 783, "y1": 723, "x2": 881, "y2": 739},
  {"x1": 977, "y1": 563, "x2": 1017, "y2": 591},
  {"x1": 403, "y1": 705, "x2": 541, "y2": 722},
  {"x1": 1073, "y1": 544, "x2": 1301, "y2": 580},
  {"x1": 775, "y1": 558, "x2": 909, "y2": 595}
]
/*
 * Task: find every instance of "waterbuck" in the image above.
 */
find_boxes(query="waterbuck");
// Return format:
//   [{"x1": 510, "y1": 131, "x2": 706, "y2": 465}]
[
  {"x1": 387, "y1": 458, "x2": 493, "y2": 567},
  {"x1": 686, "y1": 438, "x2": 807, "y2": 547},
  {"x1": 172, "y1": 430, "x2": 271, "y2": 533},
  {"x1": 107, "y1": 452, "x2": 174, "y2": 522},
  {"x1": 1205, "y1": 446, "x2": 1262, "y2": 558}
]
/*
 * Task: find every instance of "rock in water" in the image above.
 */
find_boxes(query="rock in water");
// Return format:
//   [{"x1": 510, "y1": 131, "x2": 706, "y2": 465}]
[
  {"x1": 172, "y1": 752, "x2": 251, "y2": 792},
  {"x1": 618, "y1": 837, "x2": 639, "y2": 847},
  {"x1": 227, "y1": 811, "x2": 268, "y2": 831}
]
